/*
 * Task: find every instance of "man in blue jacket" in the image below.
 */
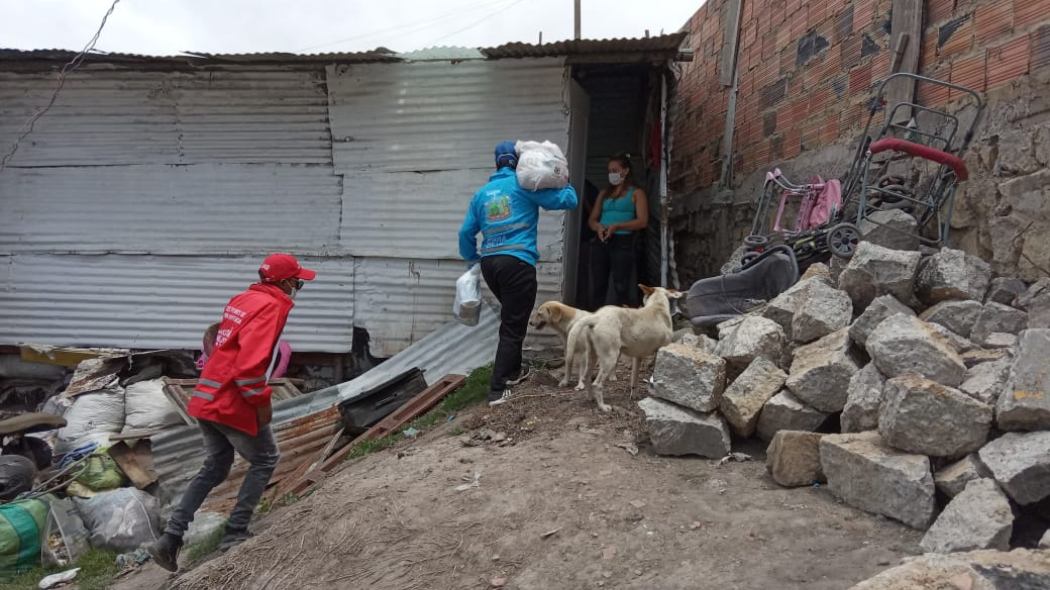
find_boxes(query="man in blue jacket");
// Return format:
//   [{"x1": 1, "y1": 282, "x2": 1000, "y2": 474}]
[{"x1": 459, "y1": 141, "x2": 578, "y2": 406}]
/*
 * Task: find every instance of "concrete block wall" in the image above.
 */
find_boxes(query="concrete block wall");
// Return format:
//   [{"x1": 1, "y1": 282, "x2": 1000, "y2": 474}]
[{"x1": 671, "y1": 0, "x2": 1050, "y2": 283}]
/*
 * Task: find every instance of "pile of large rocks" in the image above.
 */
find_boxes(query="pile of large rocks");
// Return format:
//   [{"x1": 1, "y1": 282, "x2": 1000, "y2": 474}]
[{"x1": 639, "y1": 240, "x2": 1050, "y2": 555}]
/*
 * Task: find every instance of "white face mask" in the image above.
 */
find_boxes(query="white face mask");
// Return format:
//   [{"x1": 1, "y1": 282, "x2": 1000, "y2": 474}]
[{"x1": 608, "y1": 172, "x2": 624, "y2": 186}]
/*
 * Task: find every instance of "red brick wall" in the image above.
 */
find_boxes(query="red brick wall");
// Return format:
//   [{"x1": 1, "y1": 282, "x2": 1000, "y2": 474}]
[{"x1": 671, "y1": 0, "x2": 1050, "y2": 197}]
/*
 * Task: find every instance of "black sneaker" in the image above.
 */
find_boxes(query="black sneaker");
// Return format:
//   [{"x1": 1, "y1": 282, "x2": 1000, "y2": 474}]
[
  {"x1": 148, "y1": 533, "x2": 183, "y2": 573},
  {"x1": 487, "y1": 389, "x2": 513, "y2": 406},
  {"x1": 506, "y1": 366, "x2": 532, "y2": 386},
  {"x1": 219, "y1": 528, "x2": 254, "y2": 553}
]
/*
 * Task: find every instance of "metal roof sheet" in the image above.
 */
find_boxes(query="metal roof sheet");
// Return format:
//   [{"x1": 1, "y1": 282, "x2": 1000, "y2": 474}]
[{"x1": 481, "y1": 33, "x2": 690, "y2": 60}]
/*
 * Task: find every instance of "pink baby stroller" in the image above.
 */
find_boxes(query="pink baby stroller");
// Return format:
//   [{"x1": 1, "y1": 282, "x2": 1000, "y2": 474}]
[{"x1": 748, "y1": 169, "x2": 842, "y2": 243}]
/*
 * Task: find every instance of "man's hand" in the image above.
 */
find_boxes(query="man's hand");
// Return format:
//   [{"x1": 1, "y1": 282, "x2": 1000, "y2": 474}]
[{"x1": 256, "y1": 404, "x2": 273, "y2": 428}]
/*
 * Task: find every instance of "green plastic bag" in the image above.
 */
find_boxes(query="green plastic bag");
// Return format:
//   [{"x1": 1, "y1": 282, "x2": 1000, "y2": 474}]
[
  {"x1": 74, "y1": 453, "x2": 125, "y2": 493},
  {"x1": 0, "y1": 498, "x2": 49, "y2": 576}
]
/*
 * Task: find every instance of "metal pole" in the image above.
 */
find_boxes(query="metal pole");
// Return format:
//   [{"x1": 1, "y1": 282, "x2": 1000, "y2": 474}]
[
  {"x1": 659, "y1": 72, "x2": 669, "y2": 288},
  {"x1": 574, "y1": 0, "x2": 581, "y2": 40}
]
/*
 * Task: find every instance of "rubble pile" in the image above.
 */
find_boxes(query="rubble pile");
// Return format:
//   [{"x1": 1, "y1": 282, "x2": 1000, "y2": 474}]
[{"x1": 640, "y1": 245, "x2": 1050, "y2": 558}]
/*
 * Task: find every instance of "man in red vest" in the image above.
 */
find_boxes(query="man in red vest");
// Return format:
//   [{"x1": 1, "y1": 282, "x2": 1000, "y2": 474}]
[{"x1": 149, "y1": 253, "x2": 316, "y2": 572}]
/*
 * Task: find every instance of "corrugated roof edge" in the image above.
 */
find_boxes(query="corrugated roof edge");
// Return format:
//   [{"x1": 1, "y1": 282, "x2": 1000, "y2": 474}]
[
  {"x1": 0, "y1": 47, "x2": 402, "y2": 66},
  {"x1": 481, "y1": 32, "x2": 690, "y2": 59}
]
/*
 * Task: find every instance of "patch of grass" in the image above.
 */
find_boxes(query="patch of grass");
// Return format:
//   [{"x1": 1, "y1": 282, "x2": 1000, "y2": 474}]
[
  {"x1": 1, "y1": 549, "x2": 120, "y2": 590},
  {"x1": 184, "y1": 523, "x2": 226, "y2": 564}
]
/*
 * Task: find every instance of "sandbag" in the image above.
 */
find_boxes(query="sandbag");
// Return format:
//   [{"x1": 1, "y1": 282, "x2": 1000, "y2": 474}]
[
  {"x1": 72, "y1": 453, "x2": 124, "y2": 494},
  {"x1": 0, "y1": 497, "x2": 49, "y2": 576},
  {"x1": 123, "y1": 379, "x2": 181, "y2": 432},
  {"x1": 55, "y1": 387, "x2": 125, "y2": 454},
  {"x1": 74, "y1": 488, "x2": 160, "y2": 552},
  {"x1": 0, "y1": 455, "x2": 36, "y2": 502},
  {"x1": 515, "y1": 140, "x2": 569, "y2": 191},
  {"x1": 453, "y1": 265, "x2": 482, "y2": 326}
]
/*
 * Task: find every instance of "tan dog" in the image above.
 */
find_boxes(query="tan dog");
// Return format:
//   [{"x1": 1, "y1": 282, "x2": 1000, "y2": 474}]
[
  {"x1": 565, "y1": 285, "x2": 683, "y2": 412},
  {"x1": 529, "y1": 301, "x2": 606, "y2": 389}
]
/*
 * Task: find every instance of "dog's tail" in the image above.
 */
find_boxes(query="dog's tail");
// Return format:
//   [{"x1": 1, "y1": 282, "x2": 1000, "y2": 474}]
[{"x1": 565, "y1": 315, "x2": 597, "y2": 372}]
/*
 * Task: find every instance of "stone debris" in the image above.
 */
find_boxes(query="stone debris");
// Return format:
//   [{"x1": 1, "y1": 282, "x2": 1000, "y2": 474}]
[
  {"x1": 960, "y1": 347, "x2": 1011, "y2": 369},
  {"x1": 920, "y1": 478, "x2": 1013, "y2": 554},
  {"x1": 849, "y1": 549, "x2": 1050, "y2": 590},
  {"x1": 841, "y1": 364, "x2": 886, "y2": 433},
  {"x1": 934, "y1": 454, "x2": 991, "y2": 498},
  {"x1": 981, "y1": 332, "x2": 1018, "y2": 349},
  {"x1": 996, "y1": 329, "x2": 1050, "y2": 431},
  {"x1": 866, "y1": 314, "x2": 967, "y2": 386},
  {"x1": 924, "y1": 322, "x2": 977, "y2": 353},
  {"x1": 849, "y1": 295, "x2": 915, "y2": 347},
  {"x1": 985, "y1": 277, "x2": 1027, "y2": 306},
  {"x1": 1041, "y1": 530, "x2": 1050, "y2": 549},
  {"x1": 1013, "y1": 277, "x2": 1050, "y2": 311},
  {"x1": 970, "y1": 302, "x2": 1028, "y2": 346},
  {"x1": 879, "y1": 374, "x2": 992, "y2": 458},
  {"x1": 838, "y1": 241, "x2": 922, "y2": 309},
  {"x1": 977, "y1": 430, "x2": 1050, "y2": 505},
  {"x1": 857, "y1": 210, "x2": 920, "y2": 251},
  {"x1": 918, "y1": 299, "x2": 984, "y2": 338},
  {"x1": 719, "y1": 357, "x2": 787, "y2": 438},
  {"x1": 799, "y1": 262, "x2": 832, "y2": 283},
  {"x1": 716, "y1": 316, "x2": 786, "y2": 368},
  {"x1": 650, "y1": 344, "x2": 726, "y2": 413},
  {"x1": 785, "y1": 329, "x2": 861, "y2": 413},
  {"x1": 819, "y1": 431, "x2": 936, "y2": 529},
  {"x1": 766, "y1": 431, "x2": 824, "y2": 487},
  {"x1": 637, "y1": 397, "x2": 731, "y2": 459},
  {"x1": 761, "y1": 278, "x2": 825, "y2": 340},
  {"x1": 959, "y1": 355, "x2": 1012, "y2": 405},
  {"x1": 915, "y1": 248, "x2": 993, "y2": 305},
  {"x1": 755, "y1": 389, "x2": 829, "y2": 442},
  {"x1": 791, "y1": 281, "x2": 853, "y2": 344}
]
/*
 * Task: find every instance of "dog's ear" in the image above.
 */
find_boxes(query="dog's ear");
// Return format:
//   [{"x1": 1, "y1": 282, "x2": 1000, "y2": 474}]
[
  {"x1": 551, "y1": 304, "x2": 564, "y2": 322},
  {"x1": 639, "y1": 284, "x2": 655, "y2": 296}
]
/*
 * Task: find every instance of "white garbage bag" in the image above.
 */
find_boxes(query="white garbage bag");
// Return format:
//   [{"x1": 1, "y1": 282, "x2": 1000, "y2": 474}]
[
  {"x1": 515, "y1": 140, "x2": 569, "y2": 191},
  {"x1": 74, "y1": 488, "x2": 160, "y2": 552},
  {"x1": 453, "y1": 265, "x2": 482, "y2": 326},
  {"x1": 55, "y1": 388, "x2": 125, "y2": 454},
  {"x1": 123, "y1": 379, "x2": 182, "y2": 432}
]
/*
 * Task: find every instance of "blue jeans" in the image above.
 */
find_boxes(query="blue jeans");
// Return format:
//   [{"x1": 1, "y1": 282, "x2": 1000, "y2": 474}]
[{"x1": 164, "y1": 419, "x2": 280, "y2": 538}]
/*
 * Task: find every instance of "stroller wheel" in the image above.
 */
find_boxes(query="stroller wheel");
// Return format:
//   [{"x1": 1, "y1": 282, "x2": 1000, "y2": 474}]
[
  {"x1": 744, "y1": 234, "x2": 769, "y2": 248},
  {"x1": 828, "y1": 223, "x2": 861, "y2": 259}
]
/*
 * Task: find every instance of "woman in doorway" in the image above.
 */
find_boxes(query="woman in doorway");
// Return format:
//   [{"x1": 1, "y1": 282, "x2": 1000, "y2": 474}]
[{"x1": 588, "y1": 153, "x2": 649, "y2": 307}]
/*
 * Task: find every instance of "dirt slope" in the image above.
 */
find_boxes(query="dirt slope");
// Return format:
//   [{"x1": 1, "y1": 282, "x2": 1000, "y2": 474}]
[{"x1": 133, "y1": 369, "x2": 921, "y2": 590}]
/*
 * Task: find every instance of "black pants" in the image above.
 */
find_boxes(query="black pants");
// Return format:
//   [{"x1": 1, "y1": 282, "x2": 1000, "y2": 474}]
[
  {"x1": 480, "y1": 255, "x2": 538, "y2": 393},
  {"x1": 591, "y1": 233, "x2": 637, "y2": 307}
]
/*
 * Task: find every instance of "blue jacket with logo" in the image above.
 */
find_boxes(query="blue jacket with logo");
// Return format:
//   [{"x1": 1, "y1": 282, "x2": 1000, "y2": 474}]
[{"x1": 458, "y1": 167, "x2": 578, "y2": 267}]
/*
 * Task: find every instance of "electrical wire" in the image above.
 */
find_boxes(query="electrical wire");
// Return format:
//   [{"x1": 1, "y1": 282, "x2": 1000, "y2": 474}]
[
  {"x1": 297, "y1": 0, "x2": 516, "y2": 52},
  {"x1": 422, "y1": 0, "x2": 527, "y2": 46},
  {"x1": 0, "y1": 0, "x2": 121, "y2": 173}
]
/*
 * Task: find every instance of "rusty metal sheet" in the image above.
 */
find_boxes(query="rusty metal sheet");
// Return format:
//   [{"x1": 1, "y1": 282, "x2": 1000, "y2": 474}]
[{"x1": 64, "y1": 357, "x2": 127, "y2": 397}]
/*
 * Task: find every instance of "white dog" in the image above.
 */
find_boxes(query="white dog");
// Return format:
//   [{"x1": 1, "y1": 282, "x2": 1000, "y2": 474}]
[
  {"x1": 564, "y1": 285, "x2": 683, "y2": 412},
  {"x1": 529, "y1": 301, "x2": 609, "y2": 389}
]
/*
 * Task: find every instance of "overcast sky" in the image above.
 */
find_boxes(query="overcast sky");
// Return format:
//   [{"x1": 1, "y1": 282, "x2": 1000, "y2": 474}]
[{"x1": 1, "y1": 0, "x2": 699, "y2": 56}]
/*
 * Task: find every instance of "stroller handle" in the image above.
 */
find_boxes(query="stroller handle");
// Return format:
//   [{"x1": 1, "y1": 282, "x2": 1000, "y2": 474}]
[{"x1": 869, "y1": 138, "x2": 969, "y2": 181}]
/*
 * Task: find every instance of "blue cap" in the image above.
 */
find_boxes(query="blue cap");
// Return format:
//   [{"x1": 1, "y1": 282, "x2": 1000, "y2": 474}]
[{"x1": 494, "y1": 140, "x2": 517, "y2": 169}]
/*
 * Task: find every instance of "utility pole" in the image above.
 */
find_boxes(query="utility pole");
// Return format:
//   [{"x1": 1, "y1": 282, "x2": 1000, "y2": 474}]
[{"x1": 574, "y1": 0, "x2": 581, "y2": 40}]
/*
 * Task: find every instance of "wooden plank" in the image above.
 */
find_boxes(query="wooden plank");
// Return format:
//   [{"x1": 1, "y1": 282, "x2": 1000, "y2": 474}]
[
  {"x1": 719, "y1": 0, "x2": 743, "y2": 86},
  {"x1": 886, "y1": 0, "x2": 924, "y2": 122},
  {"x1": 108, "y1": 439, "x2": 157, "y2": 489}
]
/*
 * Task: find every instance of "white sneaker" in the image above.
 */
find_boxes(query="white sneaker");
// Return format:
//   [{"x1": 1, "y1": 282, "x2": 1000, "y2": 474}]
[
  {"x1": 487, "y1": 389, "x2": 513, "y2": 406},
  {"x1": 505, "y1": 366, "x2": 532, "y2": 386}
]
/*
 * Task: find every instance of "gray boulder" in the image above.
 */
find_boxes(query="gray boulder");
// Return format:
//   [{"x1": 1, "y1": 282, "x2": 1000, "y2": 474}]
[
  {"x1": 766, "y1": 431, "x2": 824, "y2": 487},
  {"x1": 838, "y1": 242, "x2": 922, "y2": 309},
  {"x1": 986, "y1": 277, "x2": 1027, "y2": 306},
  {"x1": 997, "y1": 329, "x2": 1050, "y2": 431},
  {"x1": 925, "y1": 322, "x2": 977, "y2": 353},
  {"x1": 849, "y1": 295, "x2": 915, "y2": 347},
  {"x1": 1014, "y1": 277, "x2": 1050, "y2": 310},
  {"x1": 918, "y1": 299, "x2": 984, "y2": 338},
  {"x1": 849, "y1": 550, "x2": 1050, "y2": 590},
  {"x1": 982, "y1": 332, "x2": 1018, "y2": 349},
  {"x1": 935, "y1": 454, "x2": 991, "y2": 498},
  {"x1": 791, "y1": 281, "x2": 853, "y2": 344},
  {"x1": 799, "y1": 263, "x2": 832, "y2": 283},
  {"x1": 915, "y1": 248, "x2": 993, "y2": 305},
  {"x1": 761, "y1": 278, "x2": 827, "y2": 340},
  {"x1": 879, "y1": 374, "x2": 992, "y2": 458},
  {"x1": 971, "y1": 302, "x2": 1028, "y2": 346},
  {"x1": 961, "y1": 347, "x2": 1012, "y2": 369},
  {"x1": 650, "y1": 344, "x2": 726, "y2": 413},
  {"x1": 977, "y1": 430, "x2": 1050, "y2": 505},
  {"x1": 1042, "y1": 530, "x2": 1050, "y2": 549},
  {"x1": 819, "y1": 431, "x2": 936, "y2": 529},
  {"x1": 960, "y1": 356, "x2": 1012, "y2": 405},
  {"x1": 785, "y1": 329, "x2": 861, "y2": 413},
  {"x1": 719, "y1": 357, "x2": 787, "y2": 438},
  {"x1": 756, "y1": 390, "x2": 829, "y2": 441},
  {"x1": 866, "y1": 313, "x2": 967, "y2": 386},
  {"x1": 637, "y1": 397, "x2": 731, "y2": 459},
  {"x1": 858, "y1": 210, "x2": 920, "y2": 251},
  {"x1": 841, "y1": 364, "x2": 886, "y2": 433},
  {"x1": 920, "y1": 478, "x2": 1013, "y2": 554},
  {"x1": 716, "y1": 316, "x2": 786, "y2": 368}
]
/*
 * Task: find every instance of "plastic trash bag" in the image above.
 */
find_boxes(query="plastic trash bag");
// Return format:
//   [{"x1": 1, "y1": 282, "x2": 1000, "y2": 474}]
[
  {"x1": 55, "y1": 387, "x2": 125, "y2": 454},
  {"x1": 74, "y1": 488, "x2": 160, "y2": 553},
  {"x1": 0, "y1": 455, "x2": 36, "y2": 502},
  {"x1": 453, "y1": 265, "x2": 482, "y2": 326},
  {"x1": 515, "y1": 140, "x2": 569, "y2": 191},
  {"x1": 43, "y1": 497, "x2": 90, "y2": 567},
  {"x1": 0, "y1": 497, "x2": 49, "y2": 576},
  {"x1": 123, "y1": 379, "x2": 182, "y2": 432},
  {"x1": 72, "y1": 453, "x2": 125, "y2": 494}
]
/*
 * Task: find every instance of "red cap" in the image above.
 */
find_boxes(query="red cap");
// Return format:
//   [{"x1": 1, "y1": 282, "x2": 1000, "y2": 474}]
[{"x1": 259, "y1": 253, "x2": 317, "y2": 282}]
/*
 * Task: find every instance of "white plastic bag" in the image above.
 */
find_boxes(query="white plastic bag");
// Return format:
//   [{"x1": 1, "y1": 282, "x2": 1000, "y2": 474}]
[
  {"x1": 74, "y1": 488, "x2": 160, "y2": 552},
  {"x1": 453, "y1": 265, "x2": 482, "y2": 326},
  {"x1": 55, "y1": 387, "x2": 125, "y2": 454},
  {"x1": 515, "y1": 140, "x2": 569, "y2": 191},
  {"x1": 122, "y1": 379, "x2": 182, "y2": 432}
]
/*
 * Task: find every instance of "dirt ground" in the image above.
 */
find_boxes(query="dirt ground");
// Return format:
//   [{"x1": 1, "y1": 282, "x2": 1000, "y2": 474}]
[{"x1": 117, "y1": 364, "x2": 922, "y2": 590}]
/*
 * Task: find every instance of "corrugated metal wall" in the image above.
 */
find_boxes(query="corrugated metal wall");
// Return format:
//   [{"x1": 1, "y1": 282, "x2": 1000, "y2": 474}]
[{"x1": 0, "y1": 58, "x2": 572, "y2": 356}]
